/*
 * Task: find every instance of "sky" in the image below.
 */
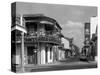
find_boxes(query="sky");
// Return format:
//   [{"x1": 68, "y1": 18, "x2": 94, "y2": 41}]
[{"x1": 15, "y1": 2, "x2": 97, "y2": 50}]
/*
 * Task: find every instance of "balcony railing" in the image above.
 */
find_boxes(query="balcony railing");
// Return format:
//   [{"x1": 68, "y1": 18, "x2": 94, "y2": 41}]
[
  {"x1": 25, "y1": 35, "x2": 61, "y2": 44},
  {"x1": 15, "y1": 34, "x2": 61, "y2": 44}
]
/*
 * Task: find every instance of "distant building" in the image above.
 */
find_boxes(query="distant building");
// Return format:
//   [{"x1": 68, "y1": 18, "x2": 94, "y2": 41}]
[
  {"x1": 90, "y1": 16, "x2": 98, "y2": 38},
  {"x1": 61, "y1": 38, "x2": 70, "y2": 49},
  {"x1": 80, "y1": 22, "x2": 91, "y2": 57},
  {"x1": 84, "y1": 23, "x2": 90, "y2": 46},
  {"x1": 82, "y1": 17, "x2": 98, "y2": 60},
  {"x1": 90, "y1": 16, "x2": 98, "y2": 61},
  {"x1": 58, "y1": 37, "x2": 70, "y2": 60}
]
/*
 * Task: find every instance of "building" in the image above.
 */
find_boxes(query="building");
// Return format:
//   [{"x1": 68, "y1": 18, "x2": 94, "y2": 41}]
[
  {"x1": 81, "y1": 17, "x2": 98, "y2": 61},
  {"x1": 60, "y1": 37, "x2": 73, "y2": 58},
  {"x1": 11, "y1": 14, "x2": 63, "y2": 72},
  {"x1": 84, "y1": 23, "x2": 90, "y2": 46},
  {"x1": 81, "y1": 23, "x2": 90, "y2": 56},
  {"x1": 90, "y1": 16, "x2": 98, "y2": 38},
  {"x1": 90, "y1": 16, "x2": 98, "y2": 61},
  {"x1": 58, "y1": 38, "x2": 70, "y2": 60}
]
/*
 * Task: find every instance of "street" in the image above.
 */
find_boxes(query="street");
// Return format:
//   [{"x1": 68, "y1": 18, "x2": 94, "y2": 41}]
[{"x1": 24, "y1": 61, "x2": 97, "y2": 72}]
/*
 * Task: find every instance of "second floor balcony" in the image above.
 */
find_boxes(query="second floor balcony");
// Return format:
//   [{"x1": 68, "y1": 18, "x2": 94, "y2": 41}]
[
  {"x1": 15, "y1": 31, "x2": 61, "y2": 45},
  {"x1": 25, "y1": 35, "x2": 61, "y2": 44}
]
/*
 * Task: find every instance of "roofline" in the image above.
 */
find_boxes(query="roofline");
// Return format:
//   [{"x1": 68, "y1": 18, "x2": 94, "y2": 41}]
[{"x1": 23, "y1": 14, "x2": 62, "y2": 30}]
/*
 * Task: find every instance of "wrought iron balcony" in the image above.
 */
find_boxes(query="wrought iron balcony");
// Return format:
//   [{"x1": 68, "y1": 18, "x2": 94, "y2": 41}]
[
  {"x1": 15, "y1": 34, "x2": 61, "y2": 44},
  {"x1": 24, "y1": 35, "x2": 61, "y2": 44}
]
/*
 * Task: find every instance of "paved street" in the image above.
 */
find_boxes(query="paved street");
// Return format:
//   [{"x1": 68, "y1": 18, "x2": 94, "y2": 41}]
[{"x1": 24, "y1": 61, "x2": 97, "y2": 72}]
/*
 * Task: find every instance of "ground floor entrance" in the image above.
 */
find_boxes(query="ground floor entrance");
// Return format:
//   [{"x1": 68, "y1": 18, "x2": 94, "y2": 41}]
[
  {"x1": 26, "y1": 43, "x2": 58, "y2": 65},
  {"x1": 27, "y1": 46, "x2": 37, "y2": 64},
  {"x1": 12, "y1": 43, "x2": 60, "y2": 69}
]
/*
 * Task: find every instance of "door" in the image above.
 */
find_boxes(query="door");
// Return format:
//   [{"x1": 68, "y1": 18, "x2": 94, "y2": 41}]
[{"x1": 27, "y1": 46, "x2": 37, "y2": 64}]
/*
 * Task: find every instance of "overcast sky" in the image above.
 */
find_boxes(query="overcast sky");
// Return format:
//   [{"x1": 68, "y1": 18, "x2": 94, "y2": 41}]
[{"x1": 16, "y1": 2, "x2": 97, "y2": 50}]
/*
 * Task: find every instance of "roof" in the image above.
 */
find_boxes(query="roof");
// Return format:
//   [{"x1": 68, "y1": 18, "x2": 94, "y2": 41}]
[{"x1": 23, "y1": 14, "x2": 62, "y2": 30}]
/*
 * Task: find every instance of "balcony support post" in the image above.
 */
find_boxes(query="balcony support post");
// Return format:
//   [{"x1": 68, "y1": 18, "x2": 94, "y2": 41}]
[{"x1": 21, "y1": 32, "x2": 25, "y2": 72}]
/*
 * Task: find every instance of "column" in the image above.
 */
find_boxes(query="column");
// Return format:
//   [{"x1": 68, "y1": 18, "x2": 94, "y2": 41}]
[
  {"x1": 47, "y1": 47, "x2": 50, "y2": 63},
  {"x1": 37, "y1": 50, "x2": 41, "y2": 65},
  {"x1": 41, "y1": 44, "x2": 46, "y2": 64},
  {"x1": 53, "y1": 46, "x2": 56, "y2": 62},
  {"x1": 21, "y1": 32, "x2": 25, "y2": 72}
]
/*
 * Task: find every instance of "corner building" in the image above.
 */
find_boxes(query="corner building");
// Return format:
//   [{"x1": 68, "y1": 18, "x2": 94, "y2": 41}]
[{"x1": 11, "y1": 14, "x2": 63, "y2": 70}]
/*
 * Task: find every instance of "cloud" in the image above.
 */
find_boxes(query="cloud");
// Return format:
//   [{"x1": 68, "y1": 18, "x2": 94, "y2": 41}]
[
  {"x1": 61, "y1": 20, "x2": 84, "y2": 50},
  {"x1": 62, "y1": 20, "x2": 83, "y2": 28},
  {"x1": 61, "y1": 20, "x2": 84, "y2": 36}
]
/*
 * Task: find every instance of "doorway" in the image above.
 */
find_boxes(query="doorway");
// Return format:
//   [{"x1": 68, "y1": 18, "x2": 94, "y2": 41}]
[{"x1": 27, "y1": 46, "x2": 37, "y2": 64}]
